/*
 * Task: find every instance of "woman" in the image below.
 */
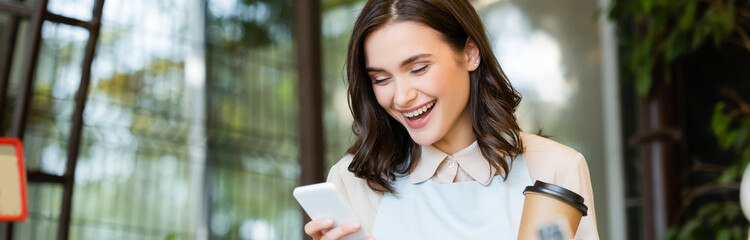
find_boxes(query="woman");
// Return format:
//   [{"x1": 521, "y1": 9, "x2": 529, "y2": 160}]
[{"x1": 305, "y1": 0, "x2": 599, "y2": 239}]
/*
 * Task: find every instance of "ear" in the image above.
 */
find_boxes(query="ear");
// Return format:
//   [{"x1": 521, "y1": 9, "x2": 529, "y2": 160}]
[{"x1": 464, "y1": 38, "x2": 480, "y2": 71}]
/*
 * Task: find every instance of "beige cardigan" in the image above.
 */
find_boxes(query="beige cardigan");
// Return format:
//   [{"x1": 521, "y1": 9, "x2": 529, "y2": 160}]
[{"x1": 327, "y1": 132, "x2": 600, "y2": 239}]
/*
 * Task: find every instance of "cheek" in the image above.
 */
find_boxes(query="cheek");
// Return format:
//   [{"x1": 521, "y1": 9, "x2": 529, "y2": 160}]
[
  {"x1": 372, "y1": 86, "x2": 393, "y2": 109},
  {"x1": 431, "y1": 63, "x2": 463, "y2": 87},
  {"x1": 445, "y1": 67, "x2": 470, "y2": 91}
]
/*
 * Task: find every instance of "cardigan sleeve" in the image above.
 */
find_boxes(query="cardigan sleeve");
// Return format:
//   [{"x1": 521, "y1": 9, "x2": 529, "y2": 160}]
[
  {"x1": 326, "y1": 155, "x2": 382, "y2": 235},
  {"x1": 522, "y1": 132, "x2": 600, "y2": 239},
  {"x1": 560, "y1": 152, "x2": 599, "y2": 240}
]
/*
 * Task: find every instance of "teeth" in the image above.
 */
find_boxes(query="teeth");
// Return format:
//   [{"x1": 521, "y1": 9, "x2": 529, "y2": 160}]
[{"x1": 403, "y1": 101, "x2": 435, "y2": 118}]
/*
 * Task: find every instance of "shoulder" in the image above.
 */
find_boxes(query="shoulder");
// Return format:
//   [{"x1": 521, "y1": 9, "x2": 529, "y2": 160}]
[
  {"x1": 521, "y1": 131, "x2": 580, "y2": 157},
  {"x1": 327, "y1": 155, "x2": 358, "y2": 183},
  {"x1": 520, "y1": 131, "x2": 584, "y2": 165},
  {"x1": 326, "y1": 155, "x2": 383, "y2": 233},
  {"x1": 519, "y1": 131, "x2": 587, "y2": 181},
  {"x1": 327, "y1": 154, "x2": 381, "y2": 199}
]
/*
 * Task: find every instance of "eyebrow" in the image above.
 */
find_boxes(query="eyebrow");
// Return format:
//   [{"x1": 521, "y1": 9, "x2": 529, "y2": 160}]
[{"x1": 366, "y1": 53, "x2": 432, "y2": 73}]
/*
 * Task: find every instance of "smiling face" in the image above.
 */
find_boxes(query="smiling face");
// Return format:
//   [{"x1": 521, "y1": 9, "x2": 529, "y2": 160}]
[{"x1": 364, "y1": 21, "x2": 480, "y2": 154}]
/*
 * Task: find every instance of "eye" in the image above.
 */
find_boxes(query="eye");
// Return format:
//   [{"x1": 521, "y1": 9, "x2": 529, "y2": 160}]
[
  {"x1": 410, "y1": 64, "x2": 429, "y2": 74},
  {"x1": 372, "y1": 77, "x2": 390, "y2": 85}
]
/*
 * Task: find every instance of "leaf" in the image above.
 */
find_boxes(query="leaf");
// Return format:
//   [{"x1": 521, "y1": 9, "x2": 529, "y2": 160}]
[
  {"x1": 641, "y1": 0, "x2": 655, "y2": 14},
  {"x1": 712, "y1": 103, "x2": 731, "y2": 137},
  {"x1": 665, "y1": 32, "x2": 687, "y2": 62},
  {"x1": 165, "y1": 234, "x2": 177, "y2": 240},
  {"x1": 678, "y1": 2, "x2": 697, "y2": 31},
  {"x1": 691, "y1": 23, "x2": 706, "y2": 50},
  {"x1": 721, "y1": 131, "x2": 739, "y2": 151},
  {"x1": 709, "y1": 205, "x2": 727, "y2": 225},
  {"x1": 717, "y1": 228, "x2": 731, "y2": 240},
  {"x1": 734, "y1": 119, "x2": 750, "y2": 150},
  {"x1": 722, "y1": 204, "x2": 740, "y2": 221},
  {"x1": 698, "y1": 203, "x2": 720, "y2": 217},
  {"x1": 636, "y1": 68, "x2": 653, "y2": 97},
  {"x1": 718, "y1": 165, "x2": 738, "y2": 183},
  {"x1": 635, "y1": 47, "x2": 655, "y2": 97},
  {"x1": 678, "y1": 218, "x2": 702, "y2": 239},
  {"x1": 719, "y1": 4, "x2": 736, "y2": 34},
  {"x1": 662, "y1": 227, "x2": 678, "y2": 240},
  {"x1": 736, "y1": 225, "x2": 749, "y2": 239}
]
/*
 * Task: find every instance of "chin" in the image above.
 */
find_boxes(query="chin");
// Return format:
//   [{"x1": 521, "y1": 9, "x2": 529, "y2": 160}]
[{"x1": 406, "y1": 129, "x2": 440, "y2": 146}]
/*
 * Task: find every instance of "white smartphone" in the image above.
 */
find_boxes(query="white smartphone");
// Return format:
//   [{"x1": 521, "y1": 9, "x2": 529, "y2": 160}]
[{"x1": 293, "y1": 182, "x2": 370, "y2": 240}]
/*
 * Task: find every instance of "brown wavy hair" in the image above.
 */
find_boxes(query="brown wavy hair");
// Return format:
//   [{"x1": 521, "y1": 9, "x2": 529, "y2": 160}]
[{"x1": 346, "y1": 0, "x2": 524, "y2": 193}]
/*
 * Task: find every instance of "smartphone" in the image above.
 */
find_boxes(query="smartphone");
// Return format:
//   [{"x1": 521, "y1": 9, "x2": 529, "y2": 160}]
[{"x1": 293, "y1": 182, "x2": 370, "y2": 240}]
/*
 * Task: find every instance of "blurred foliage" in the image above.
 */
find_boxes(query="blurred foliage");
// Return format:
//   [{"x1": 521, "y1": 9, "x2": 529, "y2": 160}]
[
  {"x1": 608, "y1": 1, "x2": 750, "y2": 239},
  {"x1": 662, "y1": 90, "x2": 750, "y2": 240},
  {"x1": 320, "y1": 1, "x2": 366, "y2": 165},
  {"x1": 208, "y1": 0, "x2": 292, "y2": 49},
  {"x1": 3, "y1": 0, "x2": 366, "y2": 238},
  {"x1": 322, "y1": 0, "x2": 364, "y2": 10},
  {"x1": 205, "y1": 0, "x2": 366, "y2": 238},
  {"x1": 208, "y1": 0, "x2": 361, "y2": 49},
  {"x1": 96, "y1": 58, "x2": 185, "y2": 105},
  {"x1": 712, "y1": 92, "x2": 750, "y2": 180},
  {"x1": 164, "y1": 233, "x2": 178, "y2": 240},
  {"x1": 663, "y1": 202, "x2": 746, "y2": 240},
  {"x1": 609, "y1": 0, "x2": 750, "y2": 97}
]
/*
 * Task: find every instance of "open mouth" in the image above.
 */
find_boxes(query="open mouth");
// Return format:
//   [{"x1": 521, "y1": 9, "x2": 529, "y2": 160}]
[{"x1": 403, "y1": 100, "x2": 436, "y2": 122}]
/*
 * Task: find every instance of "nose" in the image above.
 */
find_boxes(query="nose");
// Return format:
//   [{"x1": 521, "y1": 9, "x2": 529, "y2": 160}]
[{"x1": 393, "y1": 78, "x2": 418, "y2": 108}]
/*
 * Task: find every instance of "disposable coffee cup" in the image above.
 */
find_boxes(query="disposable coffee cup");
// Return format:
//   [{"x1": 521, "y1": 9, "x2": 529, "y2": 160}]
[{"x1": 517, "y1": 180, "x2": 588, "y2": 240}]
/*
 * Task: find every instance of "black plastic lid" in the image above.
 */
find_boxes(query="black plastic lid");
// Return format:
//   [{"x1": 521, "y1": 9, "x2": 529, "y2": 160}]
[{"x1": 523, "y1": 180, "x2": 588, "y2": 216}]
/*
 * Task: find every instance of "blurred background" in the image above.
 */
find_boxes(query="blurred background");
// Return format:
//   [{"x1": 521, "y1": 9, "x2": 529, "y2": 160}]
[{"x1": 0, "y1": 0, "x2": 748, "y2": 239}]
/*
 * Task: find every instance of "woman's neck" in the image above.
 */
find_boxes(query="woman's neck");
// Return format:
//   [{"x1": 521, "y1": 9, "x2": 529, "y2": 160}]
[{"x1": 431, "y1": 108, "x2": 475, "y2": 154}]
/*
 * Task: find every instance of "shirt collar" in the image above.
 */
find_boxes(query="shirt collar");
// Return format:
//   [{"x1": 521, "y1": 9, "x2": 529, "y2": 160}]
[
  {"x1": 409, "y1": 144, "x2": 447, "y2": 184},
  {"x1": 410, "y1": 141, "x2": 496, "y2": 185}
]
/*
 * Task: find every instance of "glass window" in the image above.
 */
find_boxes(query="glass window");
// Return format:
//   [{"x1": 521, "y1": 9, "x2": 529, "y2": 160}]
[{"x1": 477, "y1": 0, "x2": 622, "y2": 238}]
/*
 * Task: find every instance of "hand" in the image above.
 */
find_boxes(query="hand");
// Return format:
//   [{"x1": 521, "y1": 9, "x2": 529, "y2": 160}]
[{"x1": 304, "y1": 218, "x2": 375, "y2": 240}]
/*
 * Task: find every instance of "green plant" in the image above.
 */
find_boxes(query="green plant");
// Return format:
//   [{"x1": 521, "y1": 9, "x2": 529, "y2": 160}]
[
  {"x1": 712, "y1": 91, "x2": 750, "y2": 182},
  {"x1": 609, "y1": 0, "x2": 750, "y2": 96},
  {"x1": 662, "y1": 90, "x2": 750, "y2": 240},
  {"x1": 608, "y1": 1, "x2": 750, "y2": 239},
  {"x1": 165, "y1": 233, "x2": 178, "y2": 240}
]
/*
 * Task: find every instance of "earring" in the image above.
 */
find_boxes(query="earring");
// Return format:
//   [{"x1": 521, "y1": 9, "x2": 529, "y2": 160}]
[{"x1": 474, "y1": 60, "x2": 479, "y2": 67}]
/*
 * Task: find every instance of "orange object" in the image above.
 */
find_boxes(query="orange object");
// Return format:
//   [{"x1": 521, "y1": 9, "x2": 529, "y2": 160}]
[
  {"x1": 0, "y1": 138, "x2": 28, "y2": 222},
  {"x1": 518, "y1": 181, "x2": 588, "y2": 240}
]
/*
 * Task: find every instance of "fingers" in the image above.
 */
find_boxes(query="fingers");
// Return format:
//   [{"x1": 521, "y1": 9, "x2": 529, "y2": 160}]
[
  {"x1": 320, "y1": 222, "x2": 361, "y2": 240},
  {"x1": 304, "y1": 218, "x2": 334, "y2": 239},
  {"x1": 305, "y1": 219, "x2": 370, "y2": 240}
]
